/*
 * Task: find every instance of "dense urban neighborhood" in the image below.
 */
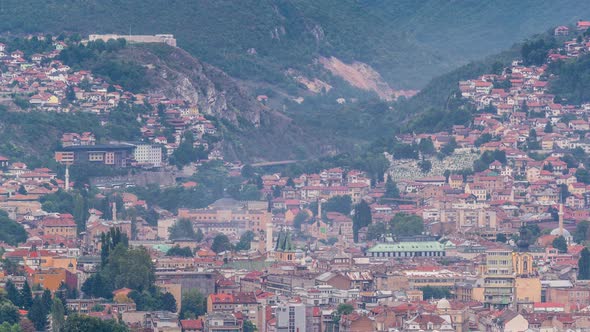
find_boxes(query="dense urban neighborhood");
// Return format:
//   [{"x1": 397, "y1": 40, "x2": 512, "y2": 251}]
[{"x1": 2, "y1": 18, "x2": 590, "y2": 332}]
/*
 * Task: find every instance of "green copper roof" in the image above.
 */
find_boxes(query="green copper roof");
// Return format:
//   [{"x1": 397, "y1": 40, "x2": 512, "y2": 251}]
[
  {"x1": 367, "y1": 241, "x2": 445, "y2": 253},
  {"x1": 275, "y1": 229, "x2": 295, "y2": 252},
  {"x1": 152, "y1": 244, "x2": 173, "y2": 253}
]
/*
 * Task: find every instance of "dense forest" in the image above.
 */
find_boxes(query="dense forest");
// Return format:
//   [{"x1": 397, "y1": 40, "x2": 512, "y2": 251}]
[
  {"x1": 58, "y1": 39, "x2": 151, "y2": 92},
  {"x1": 549, "y1": 53, "x2": 590, "y2": 105}
]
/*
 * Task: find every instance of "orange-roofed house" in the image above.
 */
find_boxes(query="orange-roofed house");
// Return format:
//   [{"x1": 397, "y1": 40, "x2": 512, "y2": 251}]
[
  {"x1": 207, "y1": 292, "x2": 260, "y2": 326},
  {"x1": 577, "y1": 21, "x2": 590, "y2": 30},
  {"x1": 113, "y1": 288, "x2": 133, "y2": 297},
  {"x1": 196, "y1": 248, "x2": 217, "y2": 258},
  {"x1": 180, "y1": 319, "x2": 203, "y2": 332},
  {"x1": 207, "y1": 293, "x2": 234, "y2": 313},
  {"x1": 340, "y1": 312, "x2": 374, "y2": 332}
]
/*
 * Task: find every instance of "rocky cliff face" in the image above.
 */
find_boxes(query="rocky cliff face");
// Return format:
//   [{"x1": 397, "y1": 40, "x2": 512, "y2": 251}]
[
  {"x1": 112, "y1": 44, "x2": 345, "y2": 162},
  {"x1": 116, "y1": 44, "x2": 263, "y2": 126}
]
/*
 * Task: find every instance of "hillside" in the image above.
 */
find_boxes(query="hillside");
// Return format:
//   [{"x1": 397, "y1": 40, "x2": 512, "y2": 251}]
[
  {"x1": 114, "y1": 44, "x2": 262, "y2": 126},
  {"x1": 1, "y1": 0, "x2": 590, "y2": 90},
  {"x1": 114, "y1": 45, "x2": 369, "y2": 161},
  {"x1": 1, "y1": 2, "x2": 590, "y2": 162}
]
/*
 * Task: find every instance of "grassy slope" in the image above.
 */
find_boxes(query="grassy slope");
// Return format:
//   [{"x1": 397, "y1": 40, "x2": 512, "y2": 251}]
[{"x1": 0, "y1": 0, "x2": 589, "y2": 88}]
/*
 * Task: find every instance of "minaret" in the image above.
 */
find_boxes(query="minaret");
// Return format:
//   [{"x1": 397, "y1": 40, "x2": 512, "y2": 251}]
[
  {"x1": 558, "y1": 201, "x2": 564, "y2": 236},
  {"x1": 112, "y1": 202, "x2": 117, "y2": 222},
  {"x1": 265, "y1": 219, "x2": 274, "y2": 258},
  {"x1": 64, "y1": 164, "x2": 70, "y2": 191}
]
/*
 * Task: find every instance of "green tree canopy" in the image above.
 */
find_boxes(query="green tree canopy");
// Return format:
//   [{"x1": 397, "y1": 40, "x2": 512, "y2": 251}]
[
  {"x1": 4, "y1": 281, "x2": 21, "y2": 308},
  {"x1": 0, "y1": 302, "x2": 20, "y2": 326},
  {"x1": 353, "y1": 200, "x2": 372, "y2": 242},
  {"x1": 161, "y1": 292, "x2": 177, "y2": 313},
  {"x1": 211, "y1": 234, "x2": 232, "y2": 253},
  {"x1": 235, "y1": 231, "x2": 255, "y2": 251},
  {"x1": 389, "y1": 213, "x2": 424, "y2": 236},
  {"x1": 323, "y1": 195, "x2": 353, "y2": 215},
  {"x1": 166, "y1": 246, "x2": 194, "y2": 257},
  {"x1": 63, "y1": 314, "x2": 128, "y2": 332},
  {"x1": 51, "y1": 298, "x2": 66, "y2": 332},
  {"x1": 102, "y1": 245, "x2": 155, "y2": 293},
  {"x1": 576, "y1": 169, "x2": 590, "y2": 184},
  {"x1": 336, "y1": 303, "x2": 354, "y2": 315},
  {"x1": 418, "y1": 159, "x2": 432, "y2": 173},
  {"x1": 366, "y1": 222, "x2": 387, "y2": 241},
  {"x1": 293, "y1": 211, "x2": 309, "y2": 231},
  {"x1": 519, "y1": 224, "x2": 541, "y2": 244},
  {"x1": 420, "y1": 286, "x2": 451, "y2": 299},
  {"x1": 0, "y1": 211, "x2": 27, "y2": 246},
  {"x1": 84, "y1": 244, "x2": 155, "y2": 297},
  {"x1": 27, "y1": 296, "x2": 47, "y2": 331},
  {"x1": 180, "y1": 290, "x2": 206, "y2": 319},
  {"x1": 579, "y1": 248, "x2": 590, "y2": 280},
  {"x1": 383, "y1": 177, "x2": 400, "y2": 199},
  {"x1": 20, "y1": 281, "x2": 33, "y2": 310},
  {"x1": 168, "y1": 219, "x2": 197, "y2": 240},
  {"x1": 574, "y1": 221, "x2": 590, "y2": 244},
  {"x1": 552, "y1": 235, "x2": 568, "y2": 253},
  {"x1": 0, "y1": 322, "x2": 21, "y2": 332},
  {"x1": 418, "y1": 137, "x2": 436, "y2": 155}
]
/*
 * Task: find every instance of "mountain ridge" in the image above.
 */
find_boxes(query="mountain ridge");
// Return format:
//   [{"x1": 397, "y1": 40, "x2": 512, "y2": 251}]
[{"x1": 2, "y1": 0, "x2": 590, "y2": 89}]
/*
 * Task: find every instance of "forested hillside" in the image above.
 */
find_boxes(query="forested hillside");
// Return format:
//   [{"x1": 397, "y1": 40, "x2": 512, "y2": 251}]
[
  {"x1": 1, "y1": 0, "x2": 589, "y2": 89},
  {"x1": 1, "y1": 1, "x2": 589, "y2": 161}
]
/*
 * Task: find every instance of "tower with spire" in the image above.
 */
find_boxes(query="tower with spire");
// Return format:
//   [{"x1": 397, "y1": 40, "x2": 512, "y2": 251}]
[
  {"x1": 265, "y1": 218, "x2": 274, "y2": 261},
  {"x1": 558, "y1": 200, "x2": 564, "y2": 236},
  {"x1": 273, "y1": 227, "x2": 297, "y2": 262},
  {"x1": 550, "y1": 192, "x2": 573, "y2": 244},
  {"x1": 64, "y1": 164, "x2": 70, "y2": 191}
]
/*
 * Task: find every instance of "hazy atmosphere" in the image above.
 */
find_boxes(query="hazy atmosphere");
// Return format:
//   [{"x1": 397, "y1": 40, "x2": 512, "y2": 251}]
[{"x1": 0, "y1": 1, "x2": 589, "y2": 331}]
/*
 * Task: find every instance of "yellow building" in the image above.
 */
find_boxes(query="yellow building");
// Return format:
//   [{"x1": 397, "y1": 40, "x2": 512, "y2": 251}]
[
  {"x1": 480, "y1": 249, "x2": 537, "y2": 309},
  {"x1": 32, "y1": 268, "x2": 76, "y2": 292},
  {"x1": 160, "y1": 283, "x2": 182, "y2": 313},
  {"x1": 40, "y1": 256, "x2": 77, "y2": 273},
  {"x1": 515, "y1": 277, "x2": 541, "y2": 304}
]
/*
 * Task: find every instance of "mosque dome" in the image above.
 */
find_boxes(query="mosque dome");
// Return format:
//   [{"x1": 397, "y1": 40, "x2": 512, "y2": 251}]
[
  {"x1": 550, "y1": 228, "x2": 571, "y2": 239},
  {"x1": 436, "y1": 298, "x2": 451, "y2": 311}
]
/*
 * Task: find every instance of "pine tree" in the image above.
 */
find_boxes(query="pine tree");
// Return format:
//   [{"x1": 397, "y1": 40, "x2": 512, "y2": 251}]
[
  {"x1": 5, "y1": 280, "x2": 21, "y2": 308},
  {"x1": 66, "y1": 85, "x2": 76, "y2": 101},
  {"x1": 544, "y1": 122, "x2": 553, "y2": 133},
  {"x1": 286, "y1": 177, "x2": 295, "y2": 187},
  {"x1": 384, "y1": 177, "x2": 400, "y2": 198},
  {"x1": 20, "y1": 281, "x2": 33, "y2": 310},
  {"x1": 195, "y1": 228, "x2": 204, "y2": 242},
  {"x1": 17, "y1": 185, "x2": 27, "y2": 195},
  {"x1": 27, "y1": 295, "x2": 47, "y2": 331},
  {"x1": 579, "y1": 248, "x2": 590, "y2": 280},
  {"x1": 353, "y1": 200, "x2": 372, "y2": 242},
  {"x1": 161, "y1": 293, "x2": 177, "y2": 312},
  {"x1": 552, "y1": 236, "x2": 568, "y2": 253},
  {"x1": 51, "y1": 298, "x2": 65, "y2": 332},
  {"x1": 42, "y1": 289, "x2": 53, "y2": 311},
  {"x1": 73, "y1": 193, "x2": 88, "y2": 233}
]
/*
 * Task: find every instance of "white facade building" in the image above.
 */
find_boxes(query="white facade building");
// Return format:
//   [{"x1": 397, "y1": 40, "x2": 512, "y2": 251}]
[
  {"x1": 276, "y1": 301, "x2": 306, "y2": 332},
  {"x1": 133, "y1": 143, "x2": 163, "y2": 167}
]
